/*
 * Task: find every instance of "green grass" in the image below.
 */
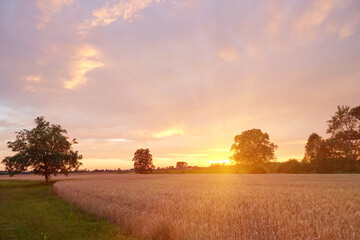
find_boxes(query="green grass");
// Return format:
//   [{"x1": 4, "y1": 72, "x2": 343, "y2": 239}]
[{"x1": 0, "y1": 180, "x2": 131, "y2": 240}]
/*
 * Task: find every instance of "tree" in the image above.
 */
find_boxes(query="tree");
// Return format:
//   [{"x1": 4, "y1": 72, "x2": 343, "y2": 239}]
[
  {"x1": 326, "y1": 105, "x2": 360, "y2": 161},
  {"x1": 230, "y1": 129, "x2": 278, "y2": 167},
  {"x1": 2, "y1": 116, "x2": 82, "y2": 183},
  {"x1": 350, "y1": 105, "x2": 360, "y2": 159},
  {"x1": 312, "y1": 138, "x2": 351, "y2": 173},
  {"x1": 350, "y1": 106, "x2": 360, "y2": 122},
  {"x1": 303, "y1": 133, "x2": 323, "y2": 163},
  {"x1": 176, "y1": 161, "x2": 188, "y2": 169},
  {"x1": 132, "y1": 148, "x2": 155, "y2": 174}
]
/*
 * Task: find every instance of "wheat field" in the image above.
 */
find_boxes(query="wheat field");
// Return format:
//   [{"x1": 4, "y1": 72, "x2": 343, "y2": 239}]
[{"x1": 54, "y1": 174, "x2": 360, "y2": 240}]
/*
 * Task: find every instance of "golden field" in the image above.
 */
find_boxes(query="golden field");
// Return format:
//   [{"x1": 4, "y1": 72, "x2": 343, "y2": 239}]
[{"x1": 53, "y1": 174, "x2": 360, "y2": 240}]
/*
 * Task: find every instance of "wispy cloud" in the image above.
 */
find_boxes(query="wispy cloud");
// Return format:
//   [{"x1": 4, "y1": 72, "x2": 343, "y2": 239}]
[
  {"x1": 267, "y1": 2, "x2": 283, "y2": 35},
  {"x1": 81, "y1": 0, "x2": 163, "y2": 31},
  {"x1": 84, "y1": 138, "x2": 133, "y2": 142},
  {"x1": 293, "y1": 0, "x2": 336, "y2": 42},
  {"x1": 124, "y1": 126, "x2": 185, "y2": 140},
  {"x1": 338, "y1": 16, "x2": 359, "y2": 39},
  {"x1": 26, "y1": 75, "x2": 42, "y2": 82},
  {"x1": 64, "y1": 45, "x2": 104, "y2": 89},
  {"x1": 36, "y1": 0, "x2": 74, "y2": 28},
  {"x1": 247, "y1": 46, "x2": 261, "y2": 59},
  {"x1": 218, "y1": 47, "x2": 238, "y2": 63},
  {"x1": 25, "y1": 86, "x2": 36, "y2": 92},
  {"x1": 153, "y1": 126, "x2": 185, "y2": 138},
  {"x1": 106, "y1": 138, "x2": 134, "y2": 142},
  {"x1": 25, "y1": 75, "x2": 42, "y2": 92}
]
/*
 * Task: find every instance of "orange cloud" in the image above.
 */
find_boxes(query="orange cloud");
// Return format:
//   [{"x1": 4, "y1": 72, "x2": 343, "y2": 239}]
[
  {"x1": 89, "y1": 0, "x2": 163, "y2": 27},
  {"x1": 247, "y1": 46, "x2": 261, "y2": 59},
  {"x1": 26, "y1": 75, "x2": 42, "y2": 82},
  {"x1": 153, "y1": 126, "x2": 185, "y2": 138},
  {"x1": 25, "y1": 86, "x2": 36, "y2": 92},
  {"x1": 36, "y1": 0, "x2": 74, "y2": 28},
  {"x1": 267, "y1": 3, "x2": 282, "y2": 35},
  {"x1": 218, "y1": 47, "x2": 238, "y2": 63},
  {"x1": 64, "y1": 45, "x2": 104, "y2": 89},
  {"x1": 293, "y1": 0, "x2": 336, "y2": 42},
  {"x1": 338, "y1": 17, "x2": 359, "y2": 39}
]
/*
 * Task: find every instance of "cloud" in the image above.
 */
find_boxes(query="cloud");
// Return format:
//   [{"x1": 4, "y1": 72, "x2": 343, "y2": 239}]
[
  {"x1": 64, "y1": 45, "x2": 104, "y2": 89},
  {"x1": 247, "y1": 46, "x2": 261, "y2": 59},
  {"x1": 25, "y1": 86, "x2": 36, "y2": 92},
  {"x1": 153, "y1": 126, "x2": 185, "y2": 138},
  {"x1": 106, "y1": 138, "x2": 134, "y2": 142},
  {"x1": 84, "y1": 138, "x2": 133, "y2": 142},
  {"x1": 113, "y1": 126, "x2": 186, "y2": 141},
  {"x1": 86, "y1": 0, "x2": 163, "y2": 28},
  {"x1": 36, "y1": 0, "x2": 74, "y2": 28},
  {"x1": 25, "y1": 75, "x2": 42, "y2": 92},
  {"x1": 26, "y1": 75, "x2": 42, "y2": 82},
  {"x1": 267, "y1": 3, "x2": 282, "y2": 35},
  {"x1": 218, "y1": 47, "x2": 238, "y2": 63},
  {"x1": 293, "y1": 0, "x2": 336, "y2": 41},
  {"x1": 169, "y1": 153, "x2": 206, "y2": 157},
  {"x1": 338, "y1": 16, "x2": 359, "y2": 39}
]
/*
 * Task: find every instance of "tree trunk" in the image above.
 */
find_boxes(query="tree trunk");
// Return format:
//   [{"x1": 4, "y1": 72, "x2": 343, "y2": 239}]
[{"x1": 45, "y1": 174, "x2": 49, "y2": 184}]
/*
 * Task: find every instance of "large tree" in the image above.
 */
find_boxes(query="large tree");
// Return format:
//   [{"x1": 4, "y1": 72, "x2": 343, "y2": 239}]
[
  {"x1": 326, "y1": 105, "x2": 360, "y2": 161},
  {"x1": 350, "y1": 106, "x2": 360, "y2": 122},
  {"x1": 312, "y1": 138, "x2": 358, "y2": 173},
  {"x1": 2, "y1": 116, "x2": 82, "y2": 183},
  {"x1": 132, "y1": 148, "x2": 155, "y2": 174},
  {"x1": 303, "y1": 133, "x2": 323, "y2": 163},
  {"x1": 307, "y1": 105, "x2": 360, "y2": 173},
  {"x1": 176, "y1": 161, "x2": 188, "y2": 169},
  {"x1": 230, "y1": 129, "x2": 278, "y2": 166}
]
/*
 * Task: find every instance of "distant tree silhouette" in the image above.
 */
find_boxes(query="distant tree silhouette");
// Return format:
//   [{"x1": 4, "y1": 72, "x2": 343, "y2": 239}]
[
  {"x1": 2, "y1": 116, "x2": 82, "y2": 183},
  {"x1": 210, "y1": 163, "x2": 225, "y2": 168},
  {"x1": 303, "y1": 133, "x2": 323, "y2": 163},
  {"x1": 230, "y1": 129, "x2": 278, "y2": 169},
  {"x1": 132, "y1": 148, "x2": 155, "y2": 174},
  {"x1": 176, "y1": 161, "x2": 188, "y2": 169}
]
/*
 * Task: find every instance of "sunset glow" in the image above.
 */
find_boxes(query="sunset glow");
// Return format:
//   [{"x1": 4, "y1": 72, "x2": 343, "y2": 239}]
[{"x1": 0, "y1": 0, "x2": 359, "y2": 170}]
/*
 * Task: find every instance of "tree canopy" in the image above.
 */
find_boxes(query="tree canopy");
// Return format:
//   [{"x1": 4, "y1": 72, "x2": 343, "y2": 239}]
[
  {"x1": 176, "y1": 161, "x2": 188, "y2": 169},
  {"x1": 2, "y1": 116, "x2": 82, "y2": 183},
  {"x1": 132, "y1": 148, "x2": 155, "y2": 174},
  {"x1": 230, "y1": 129, "x2": 278, "y2": 166},
  {"x1": 302, "y1": 105, "x2": 360, "y2": 173},
  {"x1": 326, "y1": 105, "x2": 360, "y2": 162},
  {"x1": 303, "y1": 133, "x2": 323, "y2": 163}
]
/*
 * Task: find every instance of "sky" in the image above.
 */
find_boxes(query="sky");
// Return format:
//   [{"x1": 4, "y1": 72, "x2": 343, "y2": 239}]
[{"x1": 0, "y1": 0, "x2": 359, "y2": 170}]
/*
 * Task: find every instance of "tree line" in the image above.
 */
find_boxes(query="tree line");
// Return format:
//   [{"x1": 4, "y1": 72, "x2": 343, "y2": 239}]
[
  {"x1": 133, "y1": 105, "x2": 360, "y2": 174},
  {"x1": 2, "y1": 105, "x2": 360, "y2": 182},
  {"x1": 295, "y1": 105, "x2": 360, "y2": 173},
  {"x1": 229, "y1": 105, "x2": 360, "y2": 173}
]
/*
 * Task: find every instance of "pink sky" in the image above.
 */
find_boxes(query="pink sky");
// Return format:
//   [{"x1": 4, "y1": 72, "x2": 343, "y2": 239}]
[{"x1": 0, "y1": 0, "x2": 359, "y2": 170}]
